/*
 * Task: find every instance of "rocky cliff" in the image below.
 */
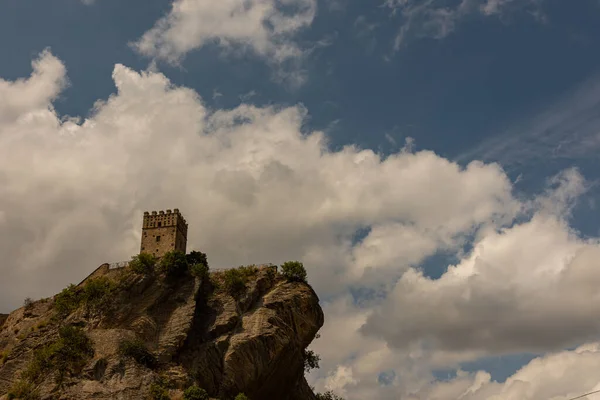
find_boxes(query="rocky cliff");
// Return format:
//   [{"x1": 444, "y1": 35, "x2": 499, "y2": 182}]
[{"x1": 0, "y1": 264, "x2": 324, "y2": 400}]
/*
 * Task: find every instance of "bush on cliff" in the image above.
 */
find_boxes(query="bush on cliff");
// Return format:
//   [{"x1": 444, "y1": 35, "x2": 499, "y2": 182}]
[
  {"x1": 223, "y1": 268, "x2": 246, "y2": 296},
  {"x1": 129, "y1": 253, "x2": 157, "y2": 275},
  {"x1": 16, "y1": 325, "x2": 94, "y2": 387},
  {"x1": 190, "y1": 262, "x2": 209, "y2": 279},
  {"x1": 183, "y1": 385, "x2": 209, "y2": 400},
  {"x1": 280, "y1": 261, "x2": 307, "y2": 283},
  {"x1": 158, "y1": 250, "x2": 189, "y2": 278},
  {"x1": 118, "y1": 338, "x2": 157, "y2": 369},
  {"x1": 316, "y1": 391, "x2": 345, "y2": 400},
  {"x1": 81, "y1": 276, "x2": 116, "y2": 314},
  {"x1": 186, "y1": 251, "x2": 208, "y2": 268},
  {"x1": 54, "y1": 284, "x2": 82, "y2": 317},
  {"x1": 53, "y1": 277, "x2": 116, "y2": 317},
  {"x1": 6, "y1": 380, "x2": 39, "y2": 400},
  {"x1": 303, "y1": 349, "x2": 320, "y2": 372},
  {"x1": 149, "y1": 382, "x2": 170, "y2": 400},
  {"x1": 234, "y1": 394, "x2": 250, "y2": 400}
]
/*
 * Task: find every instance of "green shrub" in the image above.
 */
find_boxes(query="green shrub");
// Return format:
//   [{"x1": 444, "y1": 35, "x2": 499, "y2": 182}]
[
  {"x1": 129, "y1": 253, "x2": 157, "y2": 275},
  {"x1": 223, "y1": 268, "x2": 246, "y2": 296},
  {"x1": 158, "y1": 251, "x2": 188, "y2": 278},
  {"x1": 149, "y1": 382, "x2": 170, "y2": 400},
  {"x1": 118, "y1": 338, "x2": 157, "y2": 369},
  {"x1": 315, "y1": 391, "x2": 345, "y2": 400},
  {"x1": 237, "y1": 265, "x2": 258, "y2": 279},
  {"x1": 82, "y1": 277, "x2": 116, "y2": 314},
  {"x1": 186, "y1": 251, "x2": 208, "y2": 267},
  {"x1": 234, "y1": 394, "x2": 250, "y2": 400},
  {"x1": 21, "y1": 325, "x2": 94, "y2": 386},
  {"x1": 183, "y1": 385, "x2": 209, "y2": 400},
  {"x1": 7, "y1": 379, "x2": 39, "y2": 400},
  {"x1": 265, "y1": 265, "x2": 277, "y2": 280},
  {"x1": 280, "y1": 261, "x2": 307, "y2": 283},
  {"x1": 303, "y1": 349, "x2": 320, "y2": 373},
  {"x1": 53, "y1": 284, "x2": 82, "y2": 317},
  {"x1": 188, "y1": 251, "x2": 210, "y2": 279},
  {"x1": 54, "y1": 278, "x2": 116, "y2": 317},
  {"x1": 190, "y1": 262, "x2": 209, "y2": 279},
  {"x1": 23, "y1": 297, "x2": 34, "y2": 311},
  {"x1": 0, "y1": 350, "x2": 9, "y2": 365}
]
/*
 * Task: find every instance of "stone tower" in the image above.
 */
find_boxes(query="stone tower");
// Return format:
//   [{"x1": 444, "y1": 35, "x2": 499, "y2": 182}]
[{"x1": 140, "y1": 209, "x2": 188, "y2": 258}]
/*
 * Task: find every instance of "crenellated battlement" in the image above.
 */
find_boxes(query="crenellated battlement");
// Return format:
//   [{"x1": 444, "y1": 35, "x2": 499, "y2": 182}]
[
  {"x1": 142, "y1": 208, "x2": 188, "y2": 236},
  {"x1": 140, "y1": 208, "x2": 188, "y2": 257}
]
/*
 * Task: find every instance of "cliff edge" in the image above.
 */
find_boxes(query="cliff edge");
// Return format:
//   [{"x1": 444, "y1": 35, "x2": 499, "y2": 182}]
[{"x1": 0, "y1": 263, "x2": 324, "y2": 400}]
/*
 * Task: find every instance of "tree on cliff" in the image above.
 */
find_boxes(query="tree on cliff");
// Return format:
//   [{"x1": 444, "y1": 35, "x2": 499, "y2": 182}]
[{"x1": 280, "y1": 261, "x2": 307, "y2": 283}]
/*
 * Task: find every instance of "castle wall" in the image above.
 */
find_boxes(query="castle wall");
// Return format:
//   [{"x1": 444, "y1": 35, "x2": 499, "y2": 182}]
[{"x1": 78, "y1": 262, "x2": 128, "y2": 286}]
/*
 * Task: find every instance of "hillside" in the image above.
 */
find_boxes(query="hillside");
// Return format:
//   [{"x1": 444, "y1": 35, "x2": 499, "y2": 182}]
[{"x1": 0, "y1": 259, "x2": 324, "y2": 400}]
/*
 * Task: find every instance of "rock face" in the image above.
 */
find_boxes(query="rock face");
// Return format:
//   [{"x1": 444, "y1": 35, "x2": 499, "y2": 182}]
[{"x1": 0, "y1": 265, "x2": 324, "y2": 400}]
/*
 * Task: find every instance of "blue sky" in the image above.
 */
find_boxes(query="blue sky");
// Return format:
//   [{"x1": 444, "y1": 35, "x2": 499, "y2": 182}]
[{"x1": 2, "y1": 0, "x2": 600, "y2": 399}]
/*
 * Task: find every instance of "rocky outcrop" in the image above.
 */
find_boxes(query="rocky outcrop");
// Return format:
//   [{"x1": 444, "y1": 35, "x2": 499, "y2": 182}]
[
  {"x1": 0, "y1": 265, "x2": 324, "y2": 400},
  {"x1": 0, "y1": 315, "x2": 6, "y2": 330}
]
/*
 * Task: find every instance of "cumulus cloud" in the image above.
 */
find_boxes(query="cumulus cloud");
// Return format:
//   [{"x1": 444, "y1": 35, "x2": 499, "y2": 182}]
[
  {"x1": 385, "y1": 0, "x2": 547, "y2": 50},
  {"x1": 360, "y1": 168, "x2": 600, "y2": 356},
  {"x1": 412, "y1": 343, "x2": 600, "y2": 400},
  {"x1": 0, "y1": 49, "x2": 67, "y2": 125},
  {"x1": 0, "y1": 50, "x2": 518, "y2": 312},
  {"x1": 312, "y1": 295, "x2": 600, "y2": 399},
  {"x1": 133, "y1": 0, "x2": 316, "y2": 84}
]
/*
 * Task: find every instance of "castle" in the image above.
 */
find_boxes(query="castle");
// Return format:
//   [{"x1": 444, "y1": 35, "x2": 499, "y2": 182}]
[
  {"x1": 79, "y1": 209, "x2": 189, "y2": 285},
  {"x1": 140, "y1": 209, "x2": 188, "y2": 258}
]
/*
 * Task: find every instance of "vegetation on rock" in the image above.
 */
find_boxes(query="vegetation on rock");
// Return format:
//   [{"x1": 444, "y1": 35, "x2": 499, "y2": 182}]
[
  {"x1": 53, "y1": 277, "x2": 116, "y2": 318},
  {"x1": 149, "y1": 383, "x2": 170, "y2": 400},
  {"x1": 303, "y1": 348, "x2": 320, "y2": 372},
  {"x1": 158, "y1": 250, "x2": 189, "y2": 278},
  {"x1": 129, "y1": 252, "x2": 157, "y2": 275},
  {"x1": 183, "y1": 385, "x2": 209, "y2": 400},
  {"x1": 8, "y1": 324, "x2": 94, "y2": 398},
  {"x1": 186, "y1": 251, "x2": 208, "y2": 268},
  {"x1": 6, "y1": 380, "x2": 38, "y2": 400},
  {"x1": 23, "y1": 297, "x2": 34, "y2": 311},
  {"x1": 118, "y1": 338, "x2": 157, "y2": 369},
  {"x1": 315, "y1": 391, "x2": 346, "y2": 400},
  {"x1": 222, "y1": 268, "x2": 247, "y2": 296},
  {"x1": 280, "y1": 261, "x2": 307, "y2": 283},
  {"x1": 53, "y1": 284, "x2": 82, "y2": 317}
]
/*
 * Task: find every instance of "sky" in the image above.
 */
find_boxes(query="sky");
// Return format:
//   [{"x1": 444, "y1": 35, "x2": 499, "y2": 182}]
[{"x1": 2, "y1": 0, "x2": 600, "y2": 399}]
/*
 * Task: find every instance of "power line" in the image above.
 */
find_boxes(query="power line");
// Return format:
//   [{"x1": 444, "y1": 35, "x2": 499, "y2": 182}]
[{"x1": 566, "y1": 388, "x2": 600, "y2": 400}]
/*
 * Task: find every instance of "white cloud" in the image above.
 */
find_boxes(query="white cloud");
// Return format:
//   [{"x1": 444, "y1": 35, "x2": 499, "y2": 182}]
[
  {"x1": 386, "y1": 0, "x2": 548, "y2": 50},
  {"x1": 0, "y1": 49, "x2": 67, "y2": 125},
  {"x1": 0, "y1": 51, "x2": 517, "y2": 313},
  {"x1": 414, "y1": 343, "x2": 600, "y2": 400},
  {"x1": 360, "y1": 169, "x2": 600, "y2": 355},
  {"x1": 133, "y1": 0, "x2": 316, "y2": 84}
]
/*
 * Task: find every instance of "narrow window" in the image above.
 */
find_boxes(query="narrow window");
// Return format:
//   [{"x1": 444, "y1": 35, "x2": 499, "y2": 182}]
[
  {"x1": 156, "y1": 236, "x2": 161, "y2": 242},
  {"x1": 158, "y1": 222, "x2": 162, "y2": 227}
]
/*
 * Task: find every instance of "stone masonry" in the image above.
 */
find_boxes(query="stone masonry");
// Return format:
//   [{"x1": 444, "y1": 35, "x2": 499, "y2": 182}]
[{"x1": 140, "y1": 209, "x2": 188, "y2": 258}]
